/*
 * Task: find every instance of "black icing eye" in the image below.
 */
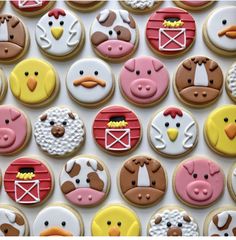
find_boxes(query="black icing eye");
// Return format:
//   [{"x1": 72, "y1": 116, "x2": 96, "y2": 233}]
[
  {"x1": 94, "y1": 71, "x2": 98, "y2": 76},
  {"x1": 193, "y1": 173, "x2": 197, "y2": 179},
  {"x1": 10, "y1": 34, "x2": 14, "y2": 39},
  {"x1": 147, "y1": 70, "x2": 152, "y2": 75},
  {"x1": 4, "y1": 229, "x2": 8, "y2": 234},
  {"x1": 76, "y1": 179, "x2": 80, "y2": 184},
  {"x1": 86, "y1": 178, "x2": 90, "y2": 183},
  {"x1": 35, "y1": 72, "x2": 38, "y2": 76},
  {"x1": 210, "y1": 80, "x2": 214, "y2": 84},
  {"x1": 131, "y1": 180, "x2": 136, "y2": 185},
  {"x1": 117, "y1": 222, "x2": 122, "y2": 227},
  {"x1": 117, "y1": 30, "x2": 121, "y2": 35},
  {"x1": 165, "y1": 122, "x2": 169, "y2": 128},
  {"x1": 80, "y1": 70, "x2": 84, "y2": 75},
  {"x1": 152, "y1": 181, "x2": 156, "y2": 186},
  {"x1": 224, "y1": 118, "x2": 229, "y2": 123},
  {"x1": 222, "y1": 19, "x2": 227, "y2": 25},
  {"x1": 167, "y1": 222, "x2": 171, "y2": 227},
  {"x1": 49, "y1": 21, "x2": 53, "y2": 26},
  {"x1": 109, "y1": 30, "x2": 113, "y2": 35},
  {"x1": 136, "y1": 70, "x2": 140, "y2": 75},
  {"x1": 204, "y1": 174, "x2": 208, "y2": 179},
  {"x1": 61, "y1": 221, "x2": 66, "y2": 227},
  {"x1": 25, "y1": 72, "x2": 29, "y2": 76},
  {"x1": 187, "y1": 79, "x2": 191, "y2": 84},
  {"x1": 224, "y1": 233, "x2": 229, "y2": 236},
  {"x1": 178, "y1": 223, "x2": 183, "y2": 227},
  {"x1": 44, "y1": 221, "x2": 49, "y2": 226},
  {"x1": 50, "y1": 121, "x2": 55, "y2": 126},
  {"x1": 60, "y1": 21, "x2": 64, "y2": 26},
  {"x1": 5, "y1": 119, "x2": 9, "y2": 124},
  {"x1": 107, "y1": 221, "x2": 111, "y2": 225},
  {"x1": 176, "y1": 123, "x2": 180, "y2": 128},
  {"x1": 62, "y1": 121, "x2": 67, "y2": 126}
]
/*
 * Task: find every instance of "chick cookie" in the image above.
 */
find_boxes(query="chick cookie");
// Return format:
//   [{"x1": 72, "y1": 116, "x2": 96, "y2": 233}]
[
  {"x1": 66, "y1": 0, "x2": 105, "y2": 12},
  {"x1": 203, "y1": 6, "x2": 236, "y2": 57},
  {"x1": 226, "y1": 62, "x2": 236, "y2": 103},
  {"x1": 228, "y1": 162, "x2": 236, "y2": 202},
  {"x1": 90, "y1": 9, "x2": 139, "y2": 62},
  {"x1": 173, "y1": 0, "x2": 214, "y2": 11},
  {"x1": 91, "y1": 204, "x2": 141, "y2": 236},
  {"x1": 204, "y1": 105, "x2": 236, "y2": 157},
  {"x1": 0, "y1": 68, "x2": 7, "y2": 102},
  {"x1": 35, "y1": 8, "x2": 85, "y2": 60}
]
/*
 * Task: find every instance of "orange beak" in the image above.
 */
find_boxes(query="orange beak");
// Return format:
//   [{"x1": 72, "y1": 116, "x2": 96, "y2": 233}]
[
  {"x1": 218, "y1": 25, "x2": 236, "y2": 39},
  {"x1": 27, "y1": 77, "x2": 37, "y2": 92},
  {"x1": 40, "y1": 227, "x2": 73, "y2": 236},
  {"x1": 108, "y1": 226, "x2": 121, "y2": 236},
  {"x1": 73, "y1": 75, "x2": 106, "y2": 88},
  {"x1": 224, "y1": 123, "x2": 236, "y2": 140}
]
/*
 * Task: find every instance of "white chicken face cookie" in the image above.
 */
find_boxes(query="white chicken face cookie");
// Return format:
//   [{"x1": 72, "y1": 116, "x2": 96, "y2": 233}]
[{"x1": 148, "y1": 107, "x2": 198, "y2": 157}]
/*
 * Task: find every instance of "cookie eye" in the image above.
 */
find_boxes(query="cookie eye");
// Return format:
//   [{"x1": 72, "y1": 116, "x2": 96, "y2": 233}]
[
  {"x1": 48, "y1": 21, "x2": 53, "y2": 26},
  {"x1": 210, "y1": 80, "x2": 214, "y2": 84},
  {"x1": 132, "y1": 180, "x2": 136, "y2": 185},
  {"x1": 165, "y1": 122, "x2": 169, "y2": 127},
  {"x1": 60, "y1": 21, "x2": 64, "y2": 26},
  {"x1": 224, "y1": 118, "x2": 228, "y2": 123},
  {"x1": 178, "y1": 223, "x2": 182, "y2": 227},
  {"x1": 193, "y1": 173, "x2": 197, "y2": 179},
  {"x1": 62, "y1": 121, "x2": 67, "y2": 126},
  {"x1": 35, "y1": 72, "x2": 38, "y2": 76},
  {"x1": 44, "y1": 221, "x2": 49, "y2": 226},
  {"x1": 10, "y1": 35, "x2": 14, "y2": 39},
  {"x1": 109, "y1": 30, "x2": 113, "y2": 35},
  {"x1": 79, "y1": 70, "x2": 84, "y2": 75},
  {"x1": 147, "y1": 70, "x2": 152, "y2": 75},
  {"x1": 117, "y1": 222, "x2": 122, "y2": 227},
  {"x1": 86, "y1": 178, "x2": 90, "y2": 183},
  {"x1": 61, "y1": 221, "x2": 66, "y2": 227},
  {"x1": 222, "y1": 19, "x2": 227, "y2": 25},
  {"x1": 25, "y1": 72, "x2": 29, "y2": 76},
  {"x1": 176, "y1": 123, "x2": 180, "y2": 128},
  {"x1": 167, "y1": 222, "x2": 171, "y2": 227},
  {"x1": 136, "y1": 70, "x2": 140, "y2": 75},
  {"x1": 224, "y1": 233, "x2": 229, "y2": 236},
  {"x1": 76, "y1": 179, "x2": 80, "y2": 184},
  {"x1": 94, "y1": 71, "x2": 98, "y2": 76},
  {"x1": 5, "y1": 119, "x2": 9, "y2": 124},
  {"x1": 152, "y1": 180, "x2": 156, "y2": 186},
  {"x1": 204, "y1": 174, "x2": 208, "y2": 179},
  {"x1": 187, "y1": 79, "x2": 191, "y2": 84},
  {"x1": 50, "y1": 121, "x2": 55, "y2": 126},
  {"x1": 107, "y1": 221, "x2": 111, "y2": 225}
]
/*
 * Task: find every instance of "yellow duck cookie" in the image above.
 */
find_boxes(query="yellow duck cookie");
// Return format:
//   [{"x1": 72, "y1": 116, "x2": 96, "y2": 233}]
[
  {"x1": 204, "y1": 105, "x2": 236, "y2": 157},
  {"x1": 91, "y1": 204, "x2": 141, "y2": 236}
]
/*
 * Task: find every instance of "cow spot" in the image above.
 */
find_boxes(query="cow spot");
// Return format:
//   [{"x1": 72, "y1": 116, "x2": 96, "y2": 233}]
[{"x1": 0, "y1": 223, "x2": 20, "y2": 236}]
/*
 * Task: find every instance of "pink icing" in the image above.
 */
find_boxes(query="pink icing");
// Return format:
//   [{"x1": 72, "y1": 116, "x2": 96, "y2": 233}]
[
  {"x1": 10, "y1": 0, "x2": 50, "y2": 12},
  {"x1": 181, "y1": 0, "x2": 211, "y2": 7}
]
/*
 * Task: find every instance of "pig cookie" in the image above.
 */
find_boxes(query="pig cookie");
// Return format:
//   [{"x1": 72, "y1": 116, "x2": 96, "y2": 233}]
[
  {"x1": 173, "y1": 0, "x2": 214, "y2": 11},
  {"x1": 204, "y1": 105, "x2": 236, "y2": 157},
  {"x1": 227, "y1": 162, "x2": 236, "y2": 202},
  {"x1": 66, "y1": 1, "x2": 105, "y2": 12},
  {"x1": 66, "y1": 58, "x2": 115, "y2": 107},
  {"x1": 173, "y1": 156, "x2": 225, "y2": 208},
  {"x1": 0, "y1": 68, "x2": 7, "y2": 102},
  {"x1": 91, "y1": 204, "x2": 141, "y2": 236},
  {"x1": 119, "y1": 56, "x2": 169, "y2": 107},
  {"x1": 174, "y1": 56, "x2": 223, "y2": 108},
  {"x1": 226, "y1": 62, "x2": 236, "y2": 103},
  {"x1": 203, "y1": 6, "x2": 236, "y2": 57},
  {"x1": 148, "y1": 106, "x2": 198, "y2": 158},
  {"x1": 33, "y1": 203, "x2": 84, "y2": 236},
  {"x1": 90, "y1": 9, "x2": 139, "y2": 62}
]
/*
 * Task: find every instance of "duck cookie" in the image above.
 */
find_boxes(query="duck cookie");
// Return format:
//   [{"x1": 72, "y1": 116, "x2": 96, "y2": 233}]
[
  {"x1": 226, "y1": 62, "x2": 236, "y2": 103},
  {"x1": 90, "y1": 9, "x2": 139, "y2": 62},
  {"x1": 174, "y1": 56, "x2": 223, "y2": 108},
  {"x1": 148, "y1": 106, "x2": 198, "y2": 157},
  {"x1": 204, "y1": 105, "x2": 236, "y2": 157},
  {"x1": 0, "y1": 106, "x2": 31, "y2": 155},
  {"x1": 66, "y1": 0, "x2": 105, "y2": 12},
  {"x1": 119, "y1": 56, "x2": 169, "y2": 107},
  {"x1": 118, "y1": 156, "x2": 167, "y2": 207},
  {"x1": 66, "y1": 58, "x2": 115, "y2": 107},
  {"x1": 60, "y1": 155, "x2": 110, "y2": 207},
  {"x1": 91, "y1": 204, "x2": 141, "y2": 236},
  {"x1": 0, "y1": 68, "x2": 7, "y2": 102},
  {"x1": 228, "y1": 162, "x2": 236, "y2": 202},
  {"x1": 36, "y1": 8, "x2": 85, "y2": 60},
  {"x1": 4, "y1": 157, "x2": 54, "y2": 206},
  {"x1": 33, "y1": 203, "x2": 84, "y2": 236},
  {"x1": 203, "y1": 6, "x2": 236, "y2": 57},
  {"x1": 148, "y1": 206, "x2": 199, "y2": 236},
  {"x1": 173, "y1": 156, "x2": 224, "y2": 208},
  {"x1": 93, "y1": 105, "x2": 142, "y2": 155},
  {"x1": 173, "y1": 0, "x2": 214, "y2": 11}
]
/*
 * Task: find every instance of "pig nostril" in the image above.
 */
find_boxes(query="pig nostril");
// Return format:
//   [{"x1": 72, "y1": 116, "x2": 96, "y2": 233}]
[
  {"x1": 3, "y1": 135, "x2": 8, "y2": 141},
  {"x1": 146, "y1": 194, "x2": 150, "y2": 200},
  {"x1": 194, "y1": 92, "x2": 198, "y2": 97},
  {"x1": 194, "y1": 188, "x2": 199, "y2": 194},
  {"x1": 138, "y1": 194, "x2": 142, "y2": 199},
  {"x1": 202, "y1": 92, "x2": 207, "y2": 97},
  {"x1": 108, "y1": 46, "x2": 112, "y2": 51},
  {"x1": 203, "y1": 189, "x2": 208, "y2": 195},
  {"x1": 78, "y1": 195, "x2": 82, "y2": 201},
  {"x1": 138, "y1": 85, "x2": 142, "y2": 91},
  {"x1": 119, "y1": 45, "x2": 123, "y2": 51},
  {"x1": 88, "y1": 195, "x2": 92, "y2": 201},
  {"x1": 146, "y1": 85, "x2": 151, "y2": 91}
]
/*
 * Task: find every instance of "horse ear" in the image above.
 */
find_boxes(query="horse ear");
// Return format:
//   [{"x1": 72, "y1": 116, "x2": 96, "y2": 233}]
[
  {"x1": 182, "y1": 59, "x2": 192, "y2": 70},
  {"x1": 124, "y1": 160, "x2": 135, "y2": 173},
  {"x1": 124, "y1": 59, "x2": 135, "y2": 72}
]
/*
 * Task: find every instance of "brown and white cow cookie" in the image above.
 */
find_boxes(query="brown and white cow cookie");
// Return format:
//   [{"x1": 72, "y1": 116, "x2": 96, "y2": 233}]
[
  {"x1": 173, "y1": 0, "x2": 214, "y2": 11},
  {"x1": 66, "y1": 0, "x2": 105, "y2": 12},
  {"x1": 0, "y1": 68, "x2": 7, "y2": 102},
  {"x1": 227, "y1": 162, "x2": 236, "y2": 202}
]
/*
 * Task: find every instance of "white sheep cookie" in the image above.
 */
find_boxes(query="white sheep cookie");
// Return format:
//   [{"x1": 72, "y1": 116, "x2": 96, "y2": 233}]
[{"x1": 34, "y1": 106, "x2": 85, "y2": 157}]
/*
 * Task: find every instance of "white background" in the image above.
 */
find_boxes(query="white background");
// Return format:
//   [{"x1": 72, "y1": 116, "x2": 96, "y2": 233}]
[{"x1": 0, "y1": 0, "x2": 236, "y2": 236}]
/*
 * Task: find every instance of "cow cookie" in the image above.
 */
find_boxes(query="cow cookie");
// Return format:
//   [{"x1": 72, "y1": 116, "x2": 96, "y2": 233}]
[
  {"x1": 173, "y1": 156, "x2": 225, "y2": 208},
  {"x1": 174, "y1": 56, "x2": 223, "y2": 108},
  {"x1": 148, "y1": 106, "x2": 198, "y2": 158},
  {"x1": 119, "y1": 56, "x2": 169, "y2": 107},
  {"x1": 33, "y1": 203, "x2": 84, "y2": 236},
  {"x1": 118, "y1": 156, "x2": 167, "y2": 207},
  {"x1": 204, "y1": 105, "x2": 236, "y2": 157},
  {"x1": 226, "y1": 62, "x2": 236, "y2": 103},
  {"x1": 148, "y1": 206, "x2": 199, "y2": 236},
  {"x1": 173, "y1": 0, "x2": 214, "y2": 11},
  {"x1": 0, "y1": 68, "x2": 7, "y2": 102},
  {"x1": 90, "y1": 9, "x2": 139, "y2": 62},
  {"x1": 60, "y1": 155, "x2": 110, "y2": 207},
  {"x1": 228, "y1": 162, "x2": 236, "y2": 202},
  {"x1": 203, "y1": 6, "x2": 236, "y2": 57},
  {"x1": 66, "y1": 58, "x2": 115, "y2": 107},
  {"x1": 66, "y1": 0, "x2": 105, "y2": 12},
  {"x1": 4, "y1": 157, "x2": 54, "y2": 206}
]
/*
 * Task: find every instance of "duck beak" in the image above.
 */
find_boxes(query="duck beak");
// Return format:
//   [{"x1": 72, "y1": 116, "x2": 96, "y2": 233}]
[
  {"x1": 40, "y1": 227, "x2": 73, "y2": 236},
  {"x1": 51, "y1": 27, "x2": 64, "y2": 40},
  {"x1": 167, "y1": 128, "x2": 179, "y2": 142},
  {"x1": 218, "y1": 25, "x2": 236, "y2": 38},
  {"x1": 27, "y1": 77, "x2": 37, "y2": 92},
  {"x1": 225, "y1": 123, "x2": 236, "y2": 140},
  {"x1": 108, "y1": 226, "x2": 121, "y2": 236},
  {"x1": 73, "y1": 75, "x2": 106, "y2": 88}
]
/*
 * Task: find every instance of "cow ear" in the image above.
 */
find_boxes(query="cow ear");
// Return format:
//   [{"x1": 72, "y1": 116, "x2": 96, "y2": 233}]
[
  {"x1": 97, "y1": 9, "x2": 110, "y2": 23},
  {"x1": 124, "y1": 59, "x2": 135, "y2": 72},
  {"x1": 15, "y1": 213, "x2": 25, "y2": 226},
  {"x1": 61, "y1": 181, "x2": 76, "y2": 194},
  {"x1": 65, "y1": 160, "x2": 81, "y2": 177},
  {"x1": 213, "y1": 212, "x2": 232, "y2": 230},
  {"x1": 154, "y1": 215, "x2": 162, "y2": 224},
  {"x1": 152, "y1": 59, "x2": 163, "y2": 72},
  {"x1": 5, "y1": 211, "x2": 16, "y2": 223},
  {"x1": 183, "y1": 160, "x2": 194, "y2": 175},
  {"x1": 183, "y1": 59, "x2": 192, "y2": 70},
  {"x1": 10, "y1": 109, "x2": 21, "y2": 121},
  {"x1": 209, "y1": 61, "x2": 218, "y2": 71},
  {"x1": 87, "y1": 159, "x2": 99, "y2": 171},
  {"x1": 150, "y1": 160, "x2": 161, "y2": 173},
  {"x1": 124, "y1": 160, "x2": 135, "y2": 173},
  {"x1": 208, "y1": 161, "x2": 220, "y2": 175}
]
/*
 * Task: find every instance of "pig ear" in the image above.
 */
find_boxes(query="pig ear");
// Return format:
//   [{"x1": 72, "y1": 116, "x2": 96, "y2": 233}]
[
  {"x1": 208, "y1": 161, "x2": 220, "y2": 175},
  {"x1": 152, "y1": 59, "x2": 163, "y2": 72},
  {"x1": 10, "y1": 109, "x2": 21, "y2": 121},
  {"x1": 183, "y1": 160, "x2": 194, "y2": 175},
  {"x1": 124, "y1": 59, "x2": 135, "y2": 72}
]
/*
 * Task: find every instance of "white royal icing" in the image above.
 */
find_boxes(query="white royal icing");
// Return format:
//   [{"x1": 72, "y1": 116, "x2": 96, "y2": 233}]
[
  {"x1": 227, "y1": 62, "x2": 236, "y2": 98},
  {"x1": 137, "y1": 165, "x2": 150, "y2": 187},
  {"x1": 194, "y1": 64, "x2": 209, "y2": 86},
  {"x1": 124, "y1": 0, "x2": 155, "y2": 9},
  {"x1": 0, "y1": 21, "x2": 9, "y2": 41},
  {"x1": 19, "y1": 0, "x2": 43, "y2": 8}
]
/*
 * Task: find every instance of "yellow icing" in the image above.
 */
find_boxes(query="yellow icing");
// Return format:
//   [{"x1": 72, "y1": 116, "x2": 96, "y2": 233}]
[
  {"x1": 16, "y1": 172, "x2": 35, "y2": 180},
  {"x1": 163, "y1": 20, "x2": 184, "y2": 28},
  {"x1": 107, "y1": 121, "x2": 128, "y2": 128},
  {"x1": 167, "y1": 128, "x2": 179, "y2": 142}
]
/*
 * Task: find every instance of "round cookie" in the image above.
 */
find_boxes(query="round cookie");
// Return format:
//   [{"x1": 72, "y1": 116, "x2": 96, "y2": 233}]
[
  {"x1": 35, "y1": 8, "x2": 85, "y2": 60},
  {"x1": 226, "y1": 62, "x2": 236, "y2": 103},
  {"x1": 9, "y1": 58, "x2": 59, "y2": 107},
  {"x1": 118, "y1": 155, "x2": 167, "y2": 208},
  {"x1": 91, "y1": 204, "x2": 141, "y2": 236},
  {"x1": 0, "y1": 68, "x2": 7, "y2": 102},
  {"x1": 33, "y1": 203, "x2": 84, "y2": 236},
  {"x1": 204, "y1": 105, "x2": 236, "y2": 157},
  {"x1": 92, "y1": 105, "x2": 142, "y2": 155},
  {"x1": 66, "y1": 0, "x2": 105, "y2": 12},
  {"x1": 4, "y1": 157, "x2": 54, "y2": 206},
  {"x1": 174, "y1": 56, "x2": 224, "y2": 108},
  {"x1": 173, "y1": 156, "x2": 224, "y2": 208},
  {"x1": 173, "y1": 0, "x2": 214, "y2": 11},
  {"x1": 60, "y1": 155, "x2": 110, "y2": 207},
  {"x1": 148, "y1": 106, "x2": 198, "y2": 158},
  {"x1": 227, "y1": 162, "x2": 236, "y2": 202},
  {"x1": 146, "y1": 7, "x2": 196, "y2": 57},
  {"x1": 66, "y1": 58, "x2": 115, "y2": 107},
  {"x1": 0, "y1": 105, "x2": 31, "y2": 155},
  {"x1": 119, "y1": 56, "x2": 169, "y2": 107},
  {"x1": 90, "y1": 9, "x2": 139, "y2": 62},
  {"x1": 147, "y1": 206, "x2": 199, "y2": 236},
  {"x1": 203, "y1": 6, "x2": 236, "y2": 57}
]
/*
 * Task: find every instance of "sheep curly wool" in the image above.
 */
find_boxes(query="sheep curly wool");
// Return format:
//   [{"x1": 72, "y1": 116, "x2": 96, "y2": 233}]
[{"x1": 124, "y1": 0, "x2": 155, "y2": 9}]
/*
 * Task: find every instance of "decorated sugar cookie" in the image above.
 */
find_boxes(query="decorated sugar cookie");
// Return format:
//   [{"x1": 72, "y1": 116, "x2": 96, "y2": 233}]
[
  {"x1": 36, "y1": 8, "x2": 85, "y2": 59},
  {"x1": 173, "y1": 156, "x2": 224, "y2": 208},
  {"x1": 66, "y1": 0, "x2": 105, "y2": 12},
  {"x1": 173, "y1": 0, "x2": 214, "y2": 11},
  {"x1": 146, "y1": 7, "x2": 196, "y2": 57},
  {"x1": 228, "y1": 162, "x2": 236, "y2": 202},
  {"x1": 148, "y1": 106, "x2": 198, "y2": 157},
  {"x1": 66, "y1": 58, "x2": 115, "y2": 107},
  {"x1": 204, "y1": 105, "x2": 236, "y2": 157},
  {"x1": 4, "y1": 157, "x2": 54, "y2": 206},
  {"x1": 119, "y1": 56, "x2": 169, "y2": 106},
  {"x1": 91, "y1": 204, "x2": 141, "y2": 236},
  {"x1": 226, "y1": 62, "x2": 236, "y2": 103},
  {"x1": 90, "y1": 9, "x2": 139, "y2": 62},
  {"x1": 0, "y1": 68, "x2": 7, "y2": 102},
  {"x1": 174, "y1": 56, "x2": 223, "y2": 107}
]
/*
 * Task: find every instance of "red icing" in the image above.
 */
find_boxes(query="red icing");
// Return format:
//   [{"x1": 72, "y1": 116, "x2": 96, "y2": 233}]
[
  {"x1": 163, "y1": 107, "x2": 183, "y2": 119},
  {"x1": 10, "y1": 0, "x2": 50, "y2": 12},
  {"x1": 48, "y1": 8, "x2": 66, "y2": 19}
]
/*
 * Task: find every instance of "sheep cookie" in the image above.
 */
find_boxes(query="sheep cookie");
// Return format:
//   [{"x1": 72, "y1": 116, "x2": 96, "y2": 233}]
[
  {"x1": 36, "y1": 8, "x2": 84, "y2": 59},
  {"x1": 227, "y1": 162, "x2": 236, "y2": 202},
  {"x1": 204, "y1": 105, "x2": 236, "y2": 157},
  {"x1": 66, "y1": 0, "x2": 105, "y2": 12},
  {"x1": 0, "y1": 68, "x2": 7, "y2": 102},
  {"x1": 119, "y1": 56, "x2": 169, "y2": 106},
  {"x1": 91, "y1": 205, "x2": 141, "y2": 236},
  {"x1": 4, "y1": 157, "x2": 54, "y2": 206},
  {"x1": 90, "y1": 9, "x2": 138, "y2": 62},
  {"x1": 148, "y1": 106, "x2": 198, "y2": 157},
  {"x1": 119, "y1": 156, "x2": 166, "y2": 207},
  {"x1": 173, "y1": 0, "x2": 214, "y2": 11},
  {"x1": 173, "y1": 157, "x2": 224, "y2": 208},
  {"x1": 66, "y1": 58, "x2": 115, "y2": 107},
  {"x1": 226, "y1": 62, "x2": 236, "y2": 103},
  {"x1": 174, "y1": 56, "x2": 223, "y2": 107},
  {"x1": 146, "y1": 7, "x2": 196, "y2": 57}
]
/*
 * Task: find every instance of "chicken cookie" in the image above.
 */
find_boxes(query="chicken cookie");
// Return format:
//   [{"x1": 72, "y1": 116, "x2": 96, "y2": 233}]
[
  {"x1": 148, "y1": 106, "x2": 198, "y2": 158},
  {"x1": 91, "y1": 204, "x2": 141, "y2": 236},
  {"x1": 66, "y1": 0, "x2": 105, "y2": 12},
  {"x1": 227, "y1": 162, "x2": 236, "y2": 202},
  {"x1": 226, "y1": 62, "x2": 236, "y2": 103},
  {"x1": 66, "y1": 58, "x2": 115, "y2": 107},
  {"x1": 0, "y1": 68, "x2": 7, "y2": 102},
  {"x1": 203, "y1": 6, "x2": 236, "y2": 57},
  {"x1": 90, "y1": 9, "x2": 139, "y2": 62},
  {"x1": 204, "y1": 105, "x2": 236, "y2": 157},
  {"x1": 36, "y1": 8, "x2": 85, "y2": 60},
  {"x1": 173, "y1": 0, "x2": 214, "y2": 11}
]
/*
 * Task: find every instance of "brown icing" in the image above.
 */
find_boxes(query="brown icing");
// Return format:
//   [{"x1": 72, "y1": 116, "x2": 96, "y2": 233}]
[
  {"x1": 0, "y1": 223, "x2": 20, "y2": 236},
  {"x1": 167, "y1": 227, "x2": 182, "y2": 236},
  {"x1": 88, "y1": 172, "x2": 104, "y2": 191},
  {"x1": 15, "y1": 213, "x2": 25, "y2": 226},
  {"x1": 91, "y1": 32, "x2": 109, "y2": 46},
  {"x1": 213, "y1": 213, "x2": 232, "y2": 231},
  {"x1": 114, "y1": 26, "x2": 131, "y2": 42},
  {"x1": 183, "y1": 214, "x2": 191, "y2": 223},
  {"x1": 65, "y1": 162, "x2": 81, "y2": 178},
  {"x1": 97, "y1": 10, "x2": 116, "y2": 27},
  {"x1": 61, "y1": 181, "x2": 76, "y2": 194},
  {"x1": 154, "y1": 216, "x2": 162, "y2": 224}
]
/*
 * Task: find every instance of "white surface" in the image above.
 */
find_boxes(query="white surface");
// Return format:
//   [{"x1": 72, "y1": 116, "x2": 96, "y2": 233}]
[{"x1": 0, "y1": 0, "x2": 236, "y2": 236}]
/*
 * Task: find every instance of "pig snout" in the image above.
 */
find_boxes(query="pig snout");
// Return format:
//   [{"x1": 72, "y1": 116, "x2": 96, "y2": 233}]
[
  {"x1": 0, "y1": 128, "x2": 16, "y2": 148},
  {"x1": 130, "y1": 79, "x2": 157, "y2": 98}
]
